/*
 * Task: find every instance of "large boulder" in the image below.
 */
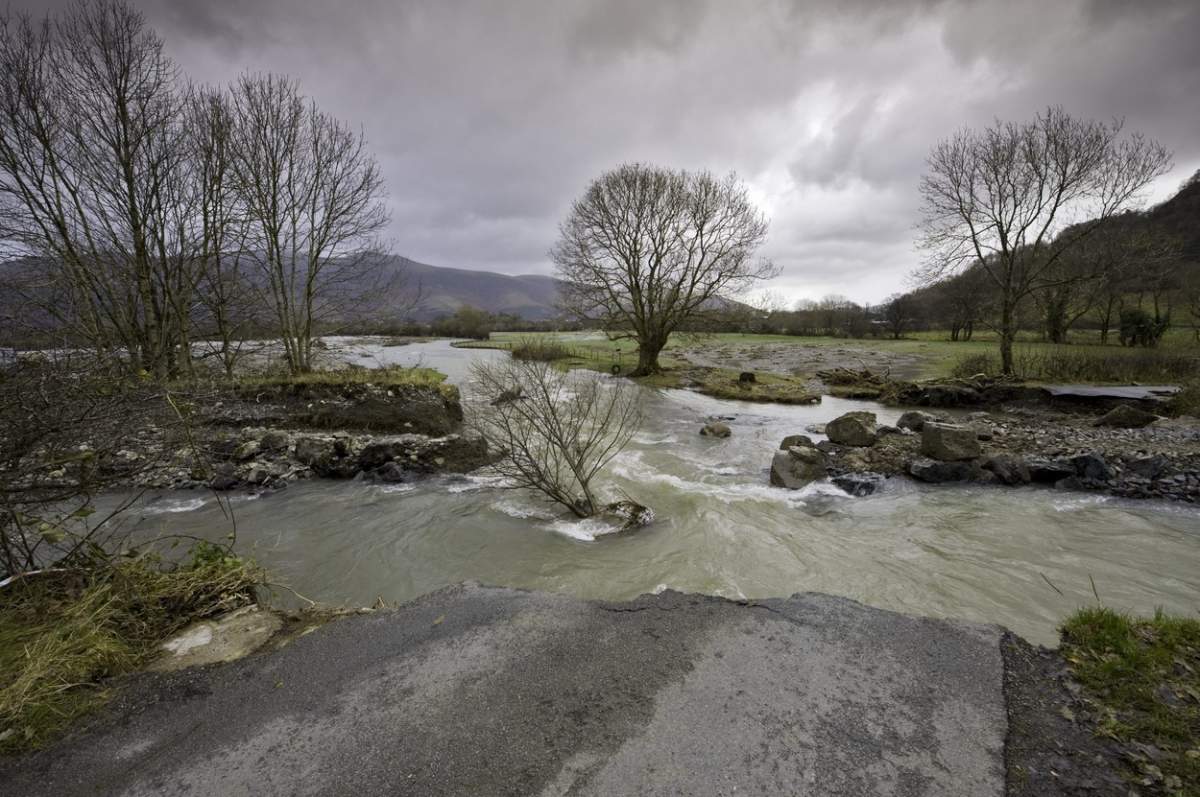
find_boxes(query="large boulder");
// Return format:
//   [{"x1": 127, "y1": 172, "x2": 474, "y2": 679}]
[
  {"x1": 233, "y1": 440, "x2": 260, "y2": 462},
  {"x1": 831, "y1": 472, "x2": 884, "y2": 497},
  {"x1": 358, "y1": 441, "x2": 397, "y2": 470},
  {"x1": 908, "y1": 457, "x2": 977, "y2": 483},
  {"x1": 770, "y1": 446, "x2": 828, "y2": 489},
  {"x1": 700, "y1": 422, "x2": 732, "y2": 438},
  {"x1": 1093, "y1": 404, "x2": 1159, "y2": 429},
  {"x1": 982, "y1": 454, "x2": 1031, "y2": 485},
  {"x1": 1071, "y1": 452, "x2": 1113, "y2": 482},
  {"x1": 1026, "y1": 458, "x2": 1075, "y2": 484},
  {"x1": 1127, "y1": 454, "x2": 1169, "y2": 480},
  {"x1": 258, "y1": 430, "x2": 291, "y2": 452},
  {"x1": 896, "y1": 410, "x2": 940, "y2": 432},
  {"x1": 824, "y1": 411, "x2": 878, "y2": 447},
  {"x1": 294, "y1": 436, "x2": 334, "y2": 468},
  {"x1": 779, "y1": 434, "x2": 815, "y2": 450},
  {"x1": 920, "y1": 422, "x2": 981, "y2": 461}
]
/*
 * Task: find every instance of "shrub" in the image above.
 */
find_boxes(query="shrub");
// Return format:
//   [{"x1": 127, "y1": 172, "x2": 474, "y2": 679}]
[
  {"x1": 509, "y1": 337, "x2": 576, "y2": 362},
  {"x1": 950, "y1": 346, "x2": 1199, "y2": 383}
]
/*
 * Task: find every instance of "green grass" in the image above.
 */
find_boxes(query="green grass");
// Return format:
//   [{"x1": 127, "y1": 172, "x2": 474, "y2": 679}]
[
  {"x1": 1061, "y1": 607, "x2": 1200, "y2": 794},
  {"x1": 0, "y1": 544, "x2": 262, "y2": 753},
  {"x1": 460, "y1": 330, "x2": 1200, "y2": 385},
  {"x1": 237, "y1": 365, "x2": 447, "y2": 389}
]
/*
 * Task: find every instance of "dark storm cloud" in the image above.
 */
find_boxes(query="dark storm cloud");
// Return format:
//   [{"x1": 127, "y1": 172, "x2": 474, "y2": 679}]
[{"x1": 13, "y1": 0, "x2": 1200, "y2": 302}]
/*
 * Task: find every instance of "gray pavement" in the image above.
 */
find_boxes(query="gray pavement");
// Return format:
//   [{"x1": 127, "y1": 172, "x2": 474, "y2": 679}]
[{"x1": 0, "y1": 584, "x2": 1008, "y2": 796}]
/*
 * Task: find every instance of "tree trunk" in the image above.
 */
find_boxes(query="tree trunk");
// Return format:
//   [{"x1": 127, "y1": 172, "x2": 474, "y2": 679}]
[
  {"x1": 632, "y1": 338, "x2": 664, "y2": 376},
  {"x1": 999, "y1": 302, "x2": 1016, "y2": 375}
]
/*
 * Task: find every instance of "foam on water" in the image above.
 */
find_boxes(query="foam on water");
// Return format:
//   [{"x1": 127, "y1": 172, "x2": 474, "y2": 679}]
[{"x1": 142, "y1": 497, "x2": 209, "y2": 515}]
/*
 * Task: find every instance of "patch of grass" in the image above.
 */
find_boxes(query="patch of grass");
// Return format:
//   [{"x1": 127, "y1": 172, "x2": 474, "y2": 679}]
[
  {"x1": 1061, "y1": 606, "x2": 1200, "y2": 794},
  {"x1": 951, "y1": 346, "x2": 1200, "y2": 384},
  {"x1": 0, "y1": 543, "x2": 262, "y2": 753},
  {"x1": 694, "y1": 370, "x2": 820, "y2": 404},
  {"x1": 239, "y1": 365, "x2": 447, "y2": 389}
]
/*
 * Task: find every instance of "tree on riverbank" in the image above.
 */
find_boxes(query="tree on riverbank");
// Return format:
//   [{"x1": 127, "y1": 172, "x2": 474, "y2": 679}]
[
  {"x1": 918, "y1": 107, "x2": 1171, "y2": 373},
  {"x1": 0, "y1": 0, "x2": 399, "y2": 379},
  {"x1": 552, "y1": 164, "x2": 776, "y2": 376},
  {"x1": 469, "y1": 359, "x2": 642, "y2": 518}
]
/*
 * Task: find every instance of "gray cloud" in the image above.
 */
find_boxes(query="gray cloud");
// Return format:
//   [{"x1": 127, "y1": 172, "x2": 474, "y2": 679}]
[{"x1": 13, "y1": 0, "x2": 1200, "y2": 303}]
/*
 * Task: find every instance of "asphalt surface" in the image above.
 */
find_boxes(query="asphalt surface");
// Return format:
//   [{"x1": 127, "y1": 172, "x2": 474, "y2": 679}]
[{"x1": 0, "y1": 584, "x2": 1008, "y2": 796}]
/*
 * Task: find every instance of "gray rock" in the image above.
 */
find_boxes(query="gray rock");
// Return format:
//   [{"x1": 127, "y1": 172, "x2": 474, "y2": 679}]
[
  {"x1": 909, "y1": 457, "x2": 977, "y2": 483},
  {"x1": 700, "y1": 422, "x2": 732, "y2": 438},
  {"x1": 805, "y1": 423, "x2": 826, "y2": 435},
  {"x1": 779, "y1": 434, "x2": 815, "y2": 450},
  {"x1": 208, "y1": 463, "x2": 239, "y2": 491},
  {"x1": 1027, "y1": 458, "x2": 1075, "y2": 483},
  {"x1": 259, "y1": 430, "x2": 291, "y2": 452},
  {"x1": 358, "y1": 441, "x2": 397, "y2": 470},
  {"x1": 245, "y1": 466, "x2": 271, "y2": 485},
  {"x1": 825, "y1": 411, "x2": 878, "y2": 447},
  {"x1": 374, "y1": 461, "x2": 409, "y2": 483},
  {"x1": 233, "y1": 440, "x2": 260, "y2": 462},
  {"x1": 770, "y1": 446, "x2": 828, "y2": 489},
  {"x1": 982, "y1": 454, "x2": 1031, "y2": 485},
  {"x1": 896, "y1": 410, "x2": 939, "y2": 432},
  {"x1": 294, "y1": 436, "x2": 335, "y2": 468},
  {"x1": 1093, "y1": 404, "x2": 1158, "y2": 429},
  {"x1": 920, "y1": 422, "x2": 981, "y2": 461},
  {"x1": 1071, "y1": 452, "x2": 1113, "y2": 482},
  {"x1": 832, "y1": 472, "x2": 885, "y2": 496},
  {"x1": 1127, "y1": 454, "x2": 1169, "y2": 480}
]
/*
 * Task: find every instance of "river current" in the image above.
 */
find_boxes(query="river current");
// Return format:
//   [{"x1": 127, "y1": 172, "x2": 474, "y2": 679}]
[{"x1": 120, "y1": 338, "x2": 1199, "y2": 645}]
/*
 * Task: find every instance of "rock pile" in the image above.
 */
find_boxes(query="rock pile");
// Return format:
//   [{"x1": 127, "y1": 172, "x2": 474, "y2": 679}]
[{"x1": 768, "y1": 406, "x2": 1199, "y2": 503}]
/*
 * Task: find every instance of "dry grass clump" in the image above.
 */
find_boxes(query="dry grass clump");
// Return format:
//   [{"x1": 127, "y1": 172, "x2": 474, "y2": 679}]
[{"x1": 0, "y1": 543, "x2": 262, "y2": 753}]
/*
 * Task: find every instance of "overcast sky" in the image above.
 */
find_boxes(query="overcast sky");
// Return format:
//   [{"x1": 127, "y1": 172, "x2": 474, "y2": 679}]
[{"x1": 20, "y1": 0, "x2": 1200, "y2": 304}]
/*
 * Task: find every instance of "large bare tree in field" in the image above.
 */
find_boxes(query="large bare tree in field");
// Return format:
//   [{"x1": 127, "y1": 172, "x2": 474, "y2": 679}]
[
  {"x1": 229, "y1": 74, "x2": 389, "y2": 374},
  {"x1": 0, "y1": 0, "x2": 199, "y2": 378},
  {"x1": 918, "y1": 107, "x2": 1171, "y2": 374},
  {"x1": 552, "y1": 164, "x2": 775, "y2": 376}
]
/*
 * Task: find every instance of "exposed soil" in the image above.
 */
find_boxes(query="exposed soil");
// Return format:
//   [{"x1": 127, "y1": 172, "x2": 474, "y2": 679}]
[
  {"x1": 1002, "y1": 633, "x2": 1128, "y2": 796},
  {"x1": 677, "y1": 340, "x2": 931, "y2": 384}
]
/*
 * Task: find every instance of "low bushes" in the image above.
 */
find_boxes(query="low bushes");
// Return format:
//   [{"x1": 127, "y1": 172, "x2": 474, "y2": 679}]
[
  {"x1": 951, "y1": 346, "x2": 1199, "y2": 383},
  {"x1": 509, "y1": 337, "x2": 579, "y2": 362}
]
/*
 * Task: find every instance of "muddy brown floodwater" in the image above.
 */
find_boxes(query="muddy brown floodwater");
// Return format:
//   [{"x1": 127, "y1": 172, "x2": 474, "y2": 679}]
[{"x1": 114, "y1": 339, "x2": 1200, "y2": 647}]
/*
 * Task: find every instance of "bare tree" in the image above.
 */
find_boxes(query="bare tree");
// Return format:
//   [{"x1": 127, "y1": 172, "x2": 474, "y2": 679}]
[
  {"x1": 0, "y1": 0, "x2": 201, "y2": 378},
  {"x1": 468, "y1": 359, "x2": 642, "y2": 518},
  {"x1": 881, "y1": 292, "x2": 917, "y2": 339},
  {"x1": 918, "y1": 107, "x2": 1171, "y2": 373},
  {"x1": 552, "y1": 164, "x2": 775, "y2": 375},
  {"x1": 228, "y1": 73, "x2": 389, "y2": 374},
  {"x1": 186, "y1": 85, "x2": 258, "y2": 378}
]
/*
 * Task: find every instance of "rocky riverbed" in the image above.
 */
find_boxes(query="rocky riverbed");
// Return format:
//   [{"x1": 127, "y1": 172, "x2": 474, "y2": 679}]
[
  {"x1": 771, "y1": 403, "x2": 1200, "y2": 502},
  {"x1": 20, "y1": 374, "x2": 492, "y2": 496}
]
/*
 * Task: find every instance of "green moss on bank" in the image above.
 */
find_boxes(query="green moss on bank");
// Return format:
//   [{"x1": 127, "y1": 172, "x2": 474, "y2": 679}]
[
  {"x1": 1061, "y1": 607, "x2": 1200, "y2": 794},
  {"x1": 0, "y1": 544, "x2": 262, "y2": 754}
]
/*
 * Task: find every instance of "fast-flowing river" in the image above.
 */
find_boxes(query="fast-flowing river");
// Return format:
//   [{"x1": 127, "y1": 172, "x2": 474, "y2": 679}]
[{"x1": 122, "y1": 339, "x2": 1199, "y2": 646}]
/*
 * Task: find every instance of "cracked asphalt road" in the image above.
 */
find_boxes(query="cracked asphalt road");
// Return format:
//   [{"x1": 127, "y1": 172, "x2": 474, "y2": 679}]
[{"x1": 0, "y1": 584, "x2": 1007, "y2": 796}]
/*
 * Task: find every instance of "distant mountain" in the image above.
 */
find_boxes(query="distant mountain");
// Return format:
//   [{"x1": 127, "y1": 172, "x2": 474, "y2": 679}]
[{"x1": 388, "y1": 257, "x2": 561, "y2": 321}]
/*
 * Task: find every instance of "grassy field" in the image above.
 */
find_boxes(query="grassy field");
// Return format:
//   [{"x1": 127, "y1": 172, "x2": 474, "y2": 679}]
[{"x1": 460, "y1": 330, "x2": 1200, "y2": 384}]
